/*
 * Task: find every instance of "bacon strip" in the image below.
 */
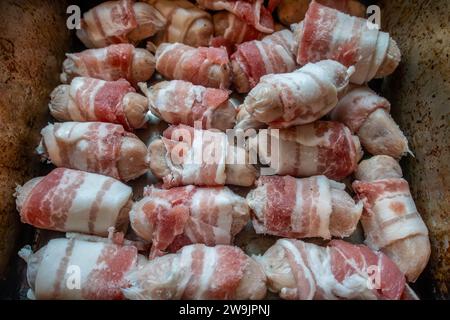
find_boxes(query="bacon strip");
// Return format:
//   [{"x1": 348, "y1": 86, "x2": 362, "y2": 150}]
[
  {"x1": 78, "y1": 0, "x2": 166, "y2": 48},
  {"x1": 258, "y1": 238, "x2": 406, "y2": 300},
  {"x1": 80, "y1": 0, "x2": 138, "y2": 47},
  {"x1": 64, "y1": 77, "x2": 136, "y2": 130},
  {"x1": 261, "y1": 121, "x2": 362, "y2": 180},
  {"x1": 20, "y1": 239, "x2": 139, "y2": 300},
  {"x1": 242, "y1": 60, "x2": 353, "y2": 127},
  {"x1": 353, "y1": 179, "x2": 429, "y2": 250},
  {"x1": 231, "y1": 29, "x2": 297, "y2": 92},
  {"x1": 196, "y1": 0, "x2": 275, "y2": 33},
  {"x1": 353, "y1": 156, "x2": 430, "y2": 282},
  {"x1": 123, "y1": 244, "x2": 253, "y2": 299},
  {"x1": 63, "y1": 44, "x2": 135, "y2": 83},
  {"x1": 16, "y1": 168, "x2": 132, "y2": 236},
  {"x1": 158, "y1": 125, "x2": 228, "y2": 187},
  {"x1": 330, "y1": 86, "x2": 391, "y2": 133},
  {"x1": 296, "y1": 1, "x2": 393, "y2": 84},
  {"x1": 248, "y1": 175, "x2": 361, "y2": 239},
  {"x1": 140, "y1": 80, "x2": 233, "y2": 129},
  {"x1": 330, "y1": 86, "x2": 409, "y2": 159},
  {"x1": 155, "y1": 43, "x2": 231, "y2": 89},
  {"x1": 151, "y1": 0, "x2": 213, "y2": 47},
  {"x1": 212, "y1": 12, "x2": 264, "y2": 49},
  {"x1": 130, "y1": 185, "x2": 249, "y2": 258},
  {"x1": 40, "y1": 122, "x2": 137, "y2": 180}
]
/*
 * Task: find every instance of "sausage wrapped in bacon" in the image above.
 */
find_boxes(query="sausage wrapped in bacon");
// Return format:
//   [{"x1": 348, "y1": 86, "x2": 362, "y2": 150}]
[
  {"x1": 231, "y1": 29, "x2": 297, "y2": 93},
  {"x1": 330, "y1": 86, "x2": 410, "y2": 159},
  {"x1": 241, "y1": 60, "x2": 353, "y2": 128},
  {"x1": 211, "y1": 11, "x2": 264, "y2": 49},
  {"x1": 257, "y1": 238, "x2": 406, "y2": 300},
  {"x1": 277, "y1": 0, "x2": 366, "y2": 26},
  {"x1": 196, "y1": 0, "x2": 276, "y2": 33},
  {"x1": 130, "y1": 185, "x2": 249, "y2": 258},
  {"x1": 353, "y1": 156, "x2": 430, "y2": 282},
  {"x1": 148, "y1": 0, "x2": 213, "y2": 47},
  {"x1": 19, "y1": 238, "x2": 141, "y2": 300},
  {"x1": 38, "y1": 122, "x2": 148, "y2": 181},
  {"x1": 247, "y1": 175, "x2": 362, "y2": 239},
  {"x1": 49, "y1": 77, "x2": 148, "y2": 130},
  {"x1": 139, "y1": 80, "x2": 236, "y2": 131},
  {"x1": 257, "y1": 121, "x2": 363, "y2": 180},
  {"x1": 123, "y1": 244, "x2": 266, "y2": 299},
  {"x1": 148, "y1": 125, "x2": 257, "y2": 187},
  {"x1": 77, "y1": 0, "x2": 166, "y2": 48},
  {"x1": 15, "y1": 168, "x2": 132, "y2": 236},
  {"x1": 155, "y1": 43, "x2": 232, "y2": 89},
  {"x1": 60, "y1": 44, "x2": 155, "y2": 85},
  {"x1": 294, "y1": 2, "x2": 401, "y2": 84}
]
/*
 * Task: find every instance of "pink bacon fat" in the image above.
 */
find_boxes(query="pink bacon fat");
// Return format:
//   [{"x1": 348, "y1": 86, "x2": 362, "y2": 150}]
[
  {"x1": 149, "y1": 125, "x2": 228, "y2": 187},
  {"x1": 212, "y1": 11, "x2": 264, "y2": 50},
  {"x1": 294, "y1": 1, "x2": 401, "y2": 84},
  {"x1": 353, "y1": 155, "x2": 430, "y2": 282},
  {"x1": 231, "y1": 29, "x2": 298, "y2": 93},
  {"x1": 196, "y1": 0, "x2": 276, "y2": 33},
  {"x1": 39, "y1": 122, "x2": 148, "y2": 181},
  {"x1": 19, "y1": 238, "x2": 141, "y2": 300},
  {"x1": 49, "y1": 77, "x2": 149, "y2": 130},
  {"x1": 123, "y1": 244, "x2": 267, "y2": 299},
  {"x1": 242, "y1": 60, "x2": 354, "y2": 128},
  {"x1": 148, "y1": 124, "x2": 257, "y2": 188},
  {"x1": 130, "y1": 185, "x2": 249, "y2": 258},
  {"x1": 330, "y1": 86, "x2": 410, "y2": 159},
  {"x1": 15, "y1": 168, "x2": 132, "y2": 236},
  {"x1": 60, "y1": 44, "x2": 156, "y2": 85},
  {"x1": 151, "y1": 0, "x2": 214, "y2": 48},
  {"x1": 76, "y1": 0, "x2": 166, "y2": 48},
  {"x1": 139, "y1": 80, "x2": 236, "y2": 131},
  {"x1": 257, "y1": 238, "x2": 406, "y2": 300},
  {"x1": 261, "y1": 121, "x2": 363, "y2": 180},
  {"x1": 155, "y1": 43, "x2": 232, "y2": 89},
  {"x1": 247, "y1": 175, "x2": 362, "y2": 239}
]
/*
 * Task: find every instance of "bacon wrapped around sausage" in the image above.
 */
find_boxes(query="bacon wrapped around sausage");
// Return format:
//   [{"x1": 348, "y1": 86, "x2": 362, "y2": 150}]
[
  {"x1": 277, "y1": 0, "x2": 366, "y2": 26},
  {"x1": 60, "y1": 44, "x2": 155, "y2": 85},
  {"x1": 257, "y1": 238, "x2": 406, "y2": 300},
  {"x1": 38, "y1": 122, "x2": 148, "y2": 181},
  {"x1": 257, "y1": 121, "x2": 362, "y2": 181},
  {"x1": 148, "y1": 125, "x2": 257, "y2": 187},
  {"x1": 148, "y1": 0, "x2": 213, "y2": 47},
  {"x1": 293, "y1": 2, "x2": 401, "y2": 84},
  {"x1": 155, "y1": 43, "x2": 232, "y2": 89},
  {"x1": 15, "y1": 168, "x2": 132, "y2": 236},
  {"x1": 49, "y1": 77, "x2": 148, "y2": 130},
  {"x1": 231, "y1": 29, "x2": 298, "y2": 93},
  {"x1": 196, "y1": 0, "x2": 276, "y2": 33},
  {"x1": 330, "y1": 86, "x2": 410, "y2": 159},
  {"x1": 130, "y1": 185, "x2": 249, "y2": 258},
  {"x1": 123, "y1": 244, "x2": 267, "y2": 300},
  {"x1": 77, "y1": 0, "x2": 166, "y2": 48},
  {"x1": 240, "y1": 60, "x2": 353, "y2": 128},
  {"x1": 139, "y1": 80, "x2": 236, "y2": 131},
  {"x1": 353, "y1": 156, "x2": 430, "y2": 282},
  {"x1": 211, "y1": 11, "x2": 264, "y2": 49},
  {"x1": 19, "y1": 238, "x2": 141, "y2": 300},
  {"x1": 247, "y1": 175, "x2": 362, "y2": 239}
]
